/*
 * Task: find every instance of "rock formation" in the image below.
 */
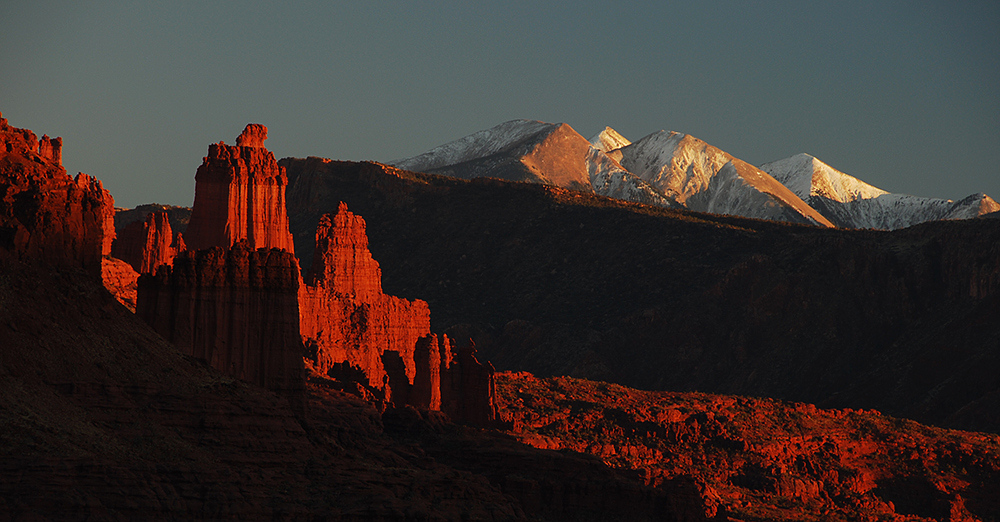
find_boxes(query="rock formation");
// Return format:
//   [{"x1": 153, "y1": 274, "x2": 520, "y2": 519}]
[
  {"x1": 0, "y1": 113, "x2": 115, "y2": 275},
  {"x1": 111, "y1": 211, "x2": 180, "y2": 274},
  {"x1": 441, "y1": 339, "x2": 500, "y2": 426},
  {"x1": 101, "y1": 256, "x2": 140, "y2": 311},
  {"x1": 298, "y1": 204, "x2": 432, "y2": 390},
  {"x1": 497, "y1": 372, "x2": 1000, "y2": 521},
  {"x1": 136, "y1": 243, "x2": 305, "y2": 409},
  {"x1": 136, "y1": 127, "x2": 497, "y2": 425},
  {"x1": 183, "y1": 124, "x2": 294, "y2": 253}
]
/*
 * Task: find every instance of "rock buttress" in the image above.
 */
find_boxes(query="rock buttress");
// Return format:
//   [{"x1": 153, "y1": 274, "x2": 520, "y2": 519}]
[
  {"x1": 136, "y1": 242, "x2": 304, "y2": 408},
  {"x1": 111, "y1": 211, "x2": 178, "y2": 274},
  {"x1": 0, "y1": 113, "x2": 115, "y2": 275},
  {"x1": 441, "y1": 340, "x2": 499, "y2": 426},
  {"x1": 299, "y1": 204, "x2": 431, "y2": 389},
  {"x1": 183, "y1": 124, "x2": 294, "y2": 253}
]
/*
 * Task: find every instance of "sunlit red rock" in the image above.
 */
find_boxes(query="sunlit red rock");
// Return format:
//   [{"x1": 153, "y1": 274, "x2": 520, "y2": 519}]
[
  {"x1": 183, "y1": 123, "x2": 294, "y2": 253},
  {"x1": 299, "y1": 203, "x2": 432, "y2": 388},
  {"x1": 0, "y1": 113, "x2": 115, "y2": 275},
  {"x1": 100, "y1": 256, "x2": 140, "y2": 311},
  {"x1": 497, "y1": 372, "x2": 1000, "y2": 521}
]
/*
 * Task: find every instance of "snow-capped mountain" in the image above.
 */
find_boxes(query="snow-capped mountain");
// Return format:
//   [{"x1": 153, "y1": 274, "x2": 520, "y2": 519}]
[
  {"x1": 390, "y1": 120, "x2": 594, "y2": 192},
  {"x1": 613, "y1": 131, "x2": 833, "y2": 227},
  {"x1": 390, "y1": 120, "x2": 994, "y2": 230},
  {"x1": 761, "y1": 153, "x2": 1000, "y2": 229}
]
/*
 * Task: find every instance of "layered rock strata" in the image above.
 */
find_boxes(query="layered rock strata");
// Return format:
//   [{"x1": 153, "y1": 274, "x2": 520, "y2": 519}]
[
  {"x1": 111, "y1": 211, "x2": 180, "y2": 274},
  {"x1": 0, "y1": 113, "x2": 115, "y2": 275},
  {"x1": 136, "y1": 242, "x2": 305, "y2": 409},
  {"x1": 183, "y1": 124, "x2": 294, "y2": 253}
]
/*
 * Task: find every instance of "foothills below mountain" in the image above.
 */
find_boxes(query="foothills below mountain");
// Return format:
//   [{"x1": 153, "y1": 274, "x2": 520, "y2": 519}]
[{"x1": 3, "y1": 112, "x2": 1000, "y2": 521}]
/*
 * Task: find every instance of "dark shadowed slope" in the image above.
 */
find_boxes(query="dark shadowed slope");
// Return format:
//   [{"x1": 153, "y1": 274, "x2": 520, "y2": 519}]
[{"x1": 282, "y1": 158, "x2": 1000, "y2": 434}]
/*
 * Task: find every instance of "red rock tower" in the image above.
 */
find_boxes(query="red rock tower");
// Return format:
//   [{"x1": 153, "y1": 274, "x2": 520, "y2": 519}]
[
  {"x1": 111, "y1": 211, "x2": 179, "y2": 274},
  {"x1": 299, "y1": 203, "x2": 432, "y2": 388},
  {"x1": 184, "y1": 124, "x2": 294, "y2": 253}
]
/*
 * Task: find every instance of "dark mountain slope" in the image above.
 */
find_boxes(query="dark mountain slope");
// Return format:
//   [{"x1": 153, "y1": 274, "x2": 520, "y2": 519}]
[{"x1": 281, "y1": 158, "x2": 1000, "y2": 434}]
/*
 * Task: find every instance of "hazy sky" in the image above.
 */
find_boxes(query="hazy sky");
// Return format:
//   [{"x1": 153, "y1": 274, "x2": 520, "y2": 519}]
[{"x1": 2, "y1": 1, "x2": 998, "y2": 208}]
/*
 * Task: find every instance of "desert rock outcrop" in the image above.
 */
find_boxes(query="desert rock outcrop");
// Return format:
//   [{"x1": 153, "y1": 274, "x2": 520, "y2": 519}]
[
  {"x1": 299, "y1": 204, "x2": 432, "y2": 390},
  {"x1": 0, "y1": 113, "x2": 115, "y2": 275},
  {"x1": 183, "y1": 124, "x2": 294, "y2": 253}
]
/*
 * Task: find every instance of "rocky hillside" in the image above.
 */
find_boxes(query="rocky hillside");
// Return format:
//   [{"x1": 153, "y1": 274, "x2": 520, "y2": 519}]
[{"x1": 496, "y1": 372, "x2": 1000, "y2": 521}]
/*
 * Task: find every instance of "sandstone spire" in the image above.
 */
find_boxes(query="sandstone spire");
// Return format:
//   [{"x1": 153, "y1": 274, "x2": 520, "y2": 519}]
[{"x1": 183, "y1": 123, "x2": 294, "y2": 253}]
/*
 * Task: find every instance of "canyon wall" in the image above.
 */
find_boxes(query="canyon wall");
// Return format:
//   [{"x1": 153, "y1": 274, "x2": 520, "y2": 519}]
[
  {"x1": 0, "y1": 113, "x2": 114, "y2": 275},
  {"x1": 183, "y1": 124, "x2": 294, "y2": 253}
]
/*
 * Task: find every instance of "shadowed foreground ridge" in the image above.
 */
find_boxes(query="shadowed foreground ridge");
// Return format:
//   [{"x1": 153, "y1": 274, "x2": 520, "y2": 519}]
[{"x1": 282, "y1": 158, "x2": 1000, "y2": 434}]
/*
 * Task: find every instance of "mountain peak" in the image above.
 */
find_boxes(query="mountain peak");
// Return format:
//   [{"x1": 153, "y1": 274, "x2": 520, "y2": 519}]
[
  {"x1": 589, "y1": 127, "x2": 631, "y2": 153},
  {"x1": 761, "y1": 153, "x2": 888, "y2": 203}
]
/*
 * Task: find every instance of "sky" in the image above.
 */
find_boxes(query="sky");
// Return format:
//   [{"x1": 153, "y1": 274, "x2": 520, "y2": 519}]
[{"x1": 2, "y1": 1, "x2": 998, "y2": 208}]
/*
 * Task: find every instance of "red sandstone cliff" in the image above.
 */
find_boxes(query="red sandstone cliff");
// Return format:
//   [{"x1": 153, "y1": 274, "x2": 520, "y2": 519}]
[
  {"x1": 111, "y1": 211, "x2": 179, "y2": 274},
  {"x1": 183, "y1": 124, "x2": 294, "y2": 253},
  {"x1": 0, "y1": 113, "x2": 115, "y2": 275},
  {"x1": 299, "y1": 204, "x2": 432, "y2": 388},
  {"x1": 136, "y1": 242, "x2": 304, "y2": 408}
]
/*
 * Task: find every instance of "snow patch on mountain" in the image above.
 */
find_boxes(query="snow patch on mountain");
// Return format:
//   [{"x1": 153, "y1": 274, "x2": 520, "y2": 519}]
[
  {"x1": 589, "y1": 127, "x2": 631, "y2": 158},
  {"x1": 617, "y1": 131, "x2": 833, "y2": 226},
  {"x1": 762, "y1": 153, "x2": 1000, "y2": 229},
  {"x1": 390, "y1": 120, "x2": 556, "y2": 173},
  {"x1": 761, "y1": 153, "x2": 887, "y2": 203},
  {"x1": 585, "y1": 148, "x2": 677, "y2": 208}
]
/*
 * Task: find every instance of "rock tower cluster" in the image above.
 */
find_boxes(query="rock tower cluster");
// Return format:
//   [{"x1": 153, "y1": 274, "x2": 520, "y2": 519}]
[{"x1": 129, "y1": 124, "x2": 497, "y2": 424}]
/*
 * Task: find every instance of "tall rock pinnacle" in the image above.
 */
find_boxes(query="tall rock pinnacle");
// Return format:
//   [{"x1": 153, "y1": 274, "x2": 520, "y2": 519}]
[{"x1": 183, "y1": 123, "x2": 295, "y2": 253}]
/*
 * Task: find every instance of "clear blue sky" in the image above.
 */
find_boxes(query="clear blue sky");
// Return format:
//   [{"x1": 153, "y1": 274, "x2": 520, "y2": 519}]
[{"x1": 2, "y1": 1, "x2": 998, "y2": 208}]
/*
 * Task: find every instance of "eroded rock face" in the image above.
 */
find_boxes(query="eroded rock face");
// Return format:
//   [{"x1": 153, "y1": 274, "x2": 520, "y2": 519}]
[
  {"x1": 299, "y1": 203, "x2": 432, "y2": 388},
  {"x1": 136, "y1": 242, "x2": 304, "y2": 408},
  {"x1": 101, "y1": 256, "x2": 139, "y2": 311},
  {"x1": 496, "y1": 372, "x2": 1000, "y2": 521},
  {"x1": 111, "y1": 211, "x2": 179, "y2": 274},
  {"x1": 0, "y1": 113, "x2": 115, "y2": 275},
  {"x1": 298, "y1": 203, "x2": 500, "y2": 425},
  {"x1": 183, "y1": 124, "x2": 294, "y2": 253}
]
